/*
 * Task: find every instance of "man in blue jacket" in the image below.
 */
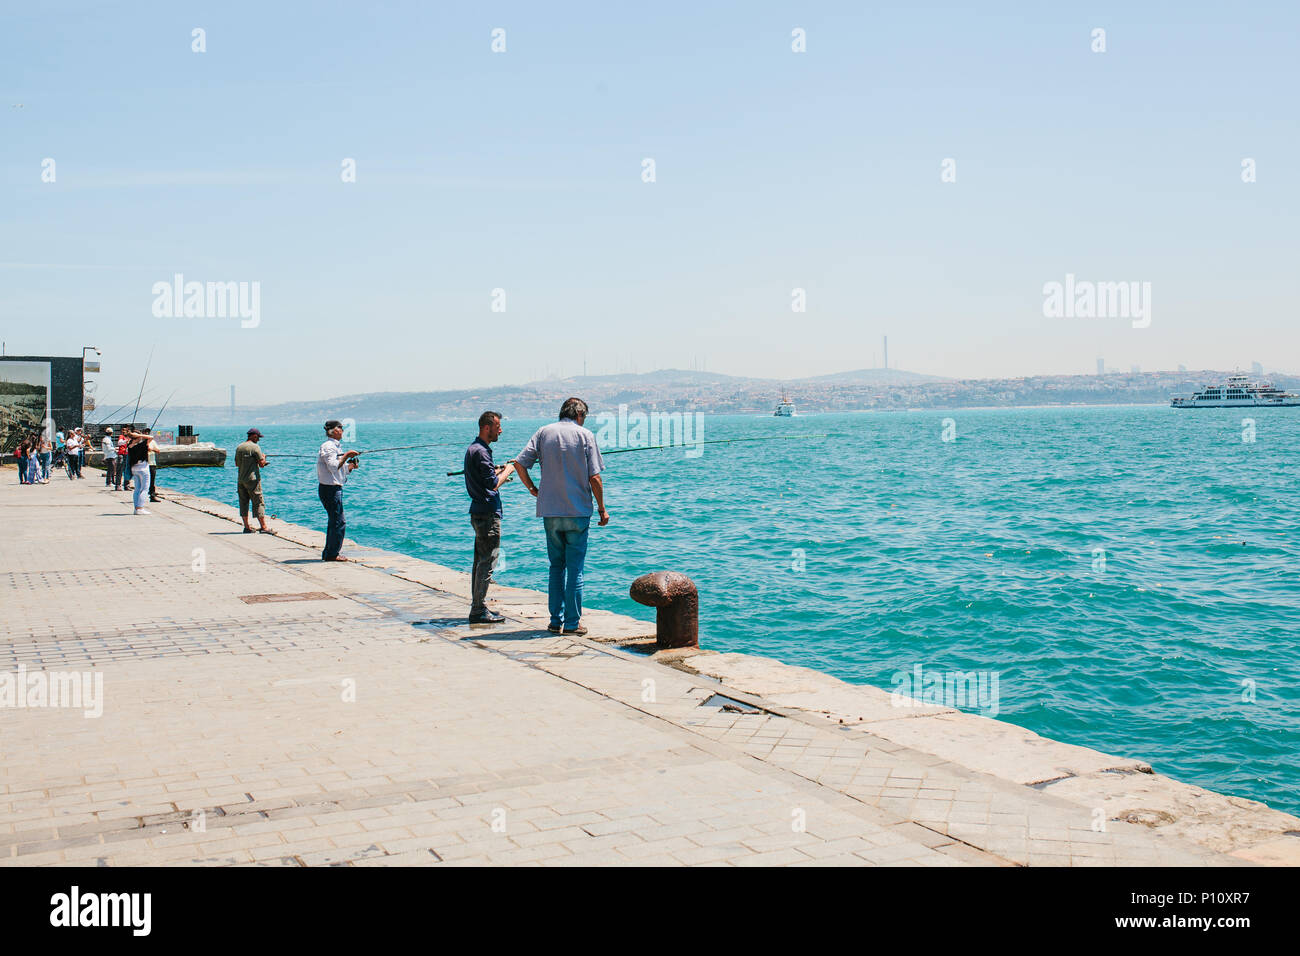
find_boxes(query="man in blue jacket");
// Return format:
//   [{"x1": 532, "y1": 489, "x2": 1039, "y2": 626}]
[{"x1": 463, "y1": 411, "x2": 522, "y2": 624}]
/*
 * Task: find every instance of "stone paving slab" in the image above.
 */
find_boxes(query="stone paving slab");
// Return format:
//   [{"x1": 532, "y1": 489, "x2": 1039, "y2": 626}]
[{"x1": 1, "y1": 476, "x2": 1295, "y2": 866}]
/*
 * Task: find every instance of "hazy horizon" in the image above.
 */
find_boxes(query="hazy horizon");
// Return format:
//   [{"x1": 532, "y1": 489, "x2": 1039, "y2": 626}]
[{"x1": 77, "y1": 362, "x2": 1295, "y2": 415}]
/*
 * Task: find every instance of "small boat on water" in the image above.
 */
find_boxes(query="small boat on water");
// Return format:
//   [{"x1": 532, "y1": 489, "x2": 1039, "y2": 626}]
[
  {"x1": 1171, "y1": 374, "x2": 1300, "y2": 408},
  {"x1": 773, "y1": 393, "x2": 797, "y2": 417}
]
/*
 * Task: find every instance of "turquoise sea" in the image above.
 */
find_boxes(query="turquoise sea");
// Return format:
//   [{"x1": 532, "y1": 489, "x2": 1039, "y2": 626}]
[{"x1": 158, "y1": 407, "x2": 1300, "y2": 816}]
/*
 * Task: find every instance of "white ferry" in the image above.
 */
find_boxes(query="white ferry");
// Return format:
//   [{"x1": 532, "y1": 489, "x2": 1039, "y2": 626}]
[
  {"x1": 1171, "y1": 374, "x2": 1300, "y2": 408},
  {"x1": 773, "y1": 394, "x2": 797, "y2": 417}
]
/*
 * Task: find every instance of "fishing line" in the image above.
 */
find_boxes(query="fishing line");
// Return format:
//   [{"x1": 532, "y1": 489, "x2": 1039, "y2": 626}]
[{"x1": 444, "y1": 434, "x2": 829, "y2": 476}]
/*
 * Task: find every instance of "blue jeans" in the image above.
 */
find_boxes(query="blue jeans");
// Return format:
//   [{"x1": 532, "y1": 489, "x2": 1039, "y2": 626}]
[
  {"x1": 131, "y1": 463, "x2": 150, "y2": 509},
  {"x1": 39, "y1": 452, "x2": 51, "y2": 480},
  {"x1": 543, "y1": 516, "x2": 590, "y2": 629},
  {"x1": 318, "y1": 483, "x2": 345, "y2": 559}
]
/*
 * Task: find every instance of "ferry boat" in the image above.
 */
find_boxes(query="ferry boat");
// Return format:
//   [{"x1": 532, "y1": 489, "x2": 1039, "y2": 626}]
[
  {"x1": 1171, "y1": 374, "x2": 1300, "y2": 408},
  {"x1": 773, "y1": 393, "x2": 797, "y2": 417}
]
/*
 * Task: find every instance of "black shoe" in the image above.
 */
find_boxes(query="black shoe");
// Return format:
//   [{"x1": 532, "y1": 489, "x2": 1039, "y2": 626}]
[
  {"x1": 546, "y1": 623, "x2": 562, "y2": 634},
  {"x1": 468, "y1": 611, "x2": 505, "y2": 625}
]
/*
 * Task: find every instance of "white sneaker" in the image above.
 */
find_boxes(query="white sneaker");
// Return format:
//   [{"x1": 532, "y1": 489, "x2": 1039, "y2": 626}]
[{"x1": 134, "y1": 508, "x2": 151, "y2": 515}]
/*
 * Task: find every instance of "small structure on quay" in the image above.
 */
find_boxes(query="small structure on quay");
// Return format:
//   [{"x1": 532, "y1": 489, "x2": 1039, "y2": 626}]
[{"x1": 630, "y1": 571, "x2": 699, "y2": 649}]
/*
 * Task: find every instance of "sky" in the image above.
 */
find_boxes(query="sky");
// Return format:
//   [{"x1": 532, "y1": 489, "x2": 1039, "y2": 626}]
[{"x1": 2, "y1": 1, "x2": 1297, "y2": 407}]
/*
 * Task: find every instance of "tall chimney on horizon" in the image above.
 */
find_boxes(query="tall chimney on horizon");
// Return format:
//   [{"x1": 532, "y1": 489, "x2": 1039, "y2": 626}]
[
  {"x1": 883, "y1": 335, "x2": 888, "y2": 370},
  {"x1": 229, "y1": 385, "x2": 235, "y2": 420}
]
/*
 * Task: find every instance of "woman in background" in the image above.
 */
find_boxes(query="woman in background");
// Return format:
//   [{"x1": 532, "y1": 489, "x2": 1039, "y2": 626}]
[
  {"x1": 122, "y1": 427, "x2": 153, "y2": 514},
  {"x1": 15, "y1": 438, "x2": 29, "y2": 484},
  {"x1": 65, "y1": 429, "x2": 83, "y2": 479},
  {"x1": 26, "y1": 433, "x2": 41, "y2": 484},
  {"x1": 37, "y1": 433, "x2": 52, "y2": 483}
]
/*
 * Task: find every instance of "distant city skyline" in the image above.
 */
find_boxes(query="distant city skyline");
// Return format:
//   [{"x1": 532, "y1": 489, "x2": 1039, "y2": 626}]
[
  {"x1": 87, "y1": 365, "x2": 1296, "y2": 428},
  {"x1": 3, "y1": 1, "x2": 1297, "y2": 405},
  {"x1": 53, "y1": 350, "x2": 1300, "y2": 411},
  {"x1": 4, "y1": 336, "x2": 1289, "y2": 412}
]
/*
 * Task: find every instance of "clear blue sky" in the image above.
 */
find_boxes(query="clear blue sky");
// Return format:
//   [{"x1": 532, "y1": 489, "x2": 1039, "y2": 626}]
[{"x1": 2, "y1": 1, "x2": 1297, "y2": 406}]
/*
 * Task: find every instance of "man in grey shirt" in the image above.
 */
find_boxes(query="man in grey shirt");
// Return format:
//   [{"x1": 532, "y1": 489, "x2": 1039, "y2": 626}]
[{"x1": 512, "y1": 397, "x2": 609, "y2": 635}]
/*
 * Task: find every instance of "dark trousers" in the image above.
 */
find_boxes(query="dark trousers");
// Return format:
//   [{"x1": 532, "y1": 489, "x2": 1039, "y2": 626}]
[
  {"x1": 318, "y1": 483, "x2": 345, "y2": 560},
  {"x1": 104, "y1": 458, "x2": 116, "y2": 487},
  {"x1": 470, "y1": 512, "x2": 501, "y2": 616},
  {"x1": 149, "y1": 464, "x2": 159, "y2": 500}
]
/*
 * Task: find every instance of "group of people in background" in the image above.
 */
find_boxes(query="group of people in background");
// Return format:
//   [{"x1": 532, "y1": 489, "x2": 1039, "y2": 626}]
[
  {"x1": 12, "y1": 424, "x2": 159, "y2": 515},
  {"x1": 115, "y1": 427, "x2": 160, "y2": 514},
  {"x1": 14, "y1": 431, "x2": 52, "y2": 484},
  {"x1": 14, "y1": 427, "x2": 88, "y2": 483},
  {"x1": 95, "y1": 425, "x2": 160, "y2": 512}
]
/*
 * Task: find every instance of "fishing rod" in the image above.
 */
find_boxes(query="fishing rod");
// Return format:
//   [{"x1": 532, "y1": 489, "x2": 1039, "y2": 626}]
[
  {"x1": 357, "y1": 441, "x2": 467, "y2": 454},
  {"x1": 90, "y1": 384, "x2": 168, "y2": 428},
  {"x1": 604, "y1": 433, "x2": 829, "y2": 456},
  {"x1": 149, "y1": 389, "x2": 179, "y2": 431},
  {"x1": 130, "y1": 346, "x2": 155, "y2": 425},
  {"x1": 265, "y1": 441, "x2": 466, "y2": 459},
  {"x1": 444, "y1": 434, "x2": 829, "y2": 476},
  {"x1": 89, "y1": 399, "x2": 136, "y2": 428}
]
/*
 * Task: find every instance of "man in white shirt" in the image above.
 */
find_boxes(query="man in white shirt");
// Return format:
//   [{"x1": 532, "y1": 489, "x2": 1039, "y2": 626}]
[
  {"x1": 317, "y1": 419, "x2": 359, "y2": 561},
  {"x1": 101, "y1": 428, "x2": 119, "y2": 488}
]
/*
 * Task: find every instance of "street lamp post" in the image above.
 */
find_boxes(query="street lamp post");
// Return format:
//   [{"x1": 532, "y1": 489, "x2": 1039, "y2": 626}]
[{"x1": 82, "y1": 347, "x2": 101, "y2": 425}]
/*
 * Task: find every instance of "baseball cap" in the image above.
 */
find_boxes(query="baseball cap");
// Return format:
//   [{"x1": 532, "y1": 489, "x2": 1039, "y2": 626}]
[{"x1": 248, "y1": 428, "x2": 263, "y2": 438}]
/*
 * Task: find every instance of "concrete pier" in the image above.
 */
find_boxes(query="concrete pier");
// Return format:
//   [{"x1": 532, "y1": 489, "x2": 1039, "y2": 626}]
[{"x1": 2, "y1": 474, "x2": 1297, "y2": 866}]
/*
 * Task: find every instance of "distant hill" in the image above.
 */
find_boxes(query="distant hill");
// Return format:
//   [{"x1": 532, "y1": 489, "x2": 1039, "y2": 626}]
[{"x1": 113, "y1": 367, "x2": 1300, "y2": 426}]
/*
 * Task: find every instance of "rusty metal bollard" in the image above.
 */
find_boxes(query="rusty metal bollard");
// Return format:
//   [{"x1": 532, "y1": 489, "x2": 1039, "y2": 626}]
[{"x1": 630, "y1": 571, "x2": 698, "y2": 649}]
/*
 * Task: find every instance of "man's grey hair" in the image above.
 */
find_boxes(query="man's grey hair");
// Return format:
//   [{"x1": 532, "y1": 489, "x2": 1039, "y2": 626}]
[{"x1": 559, "y1": 397, "x2": 588, "y2": 421}]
